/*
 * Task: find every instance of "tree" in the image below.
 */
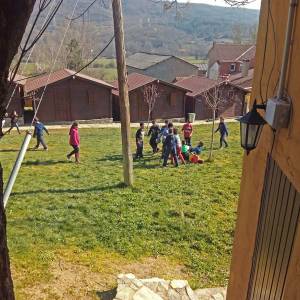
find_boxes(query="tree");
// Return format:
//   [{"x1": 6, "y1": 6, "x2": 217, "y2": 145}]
[
  {"x1": 65, "y1": 38, "x2": 83, "y2": 70},
  {"x1": 143, "y1": 83, "x2": 160, "y2": 128},
  {"x1": 0, "y1": 2, "x2": 36, "y2": 298},
  {"x1": 232, "y1": 23, "x2": 243, "y2": 44},
  {"x1": 200, "y1": 83, "x2": 228, "y2": 161}
]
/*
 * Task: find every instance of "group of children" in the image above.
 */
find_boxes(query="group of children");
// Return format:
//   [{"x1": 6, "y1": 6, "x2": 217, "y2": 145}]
[
  {"x1": 135, "y1": 117, "x2": 229, "y2": 167},
  {"x1": 1, "y1": 111, "x2": 80, "y2": 164}
]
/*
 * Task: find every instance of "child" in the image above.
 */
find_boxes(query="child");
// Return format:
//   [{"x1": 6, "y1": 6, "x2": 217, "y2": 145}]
[
  {"x1": 182, "y1": 119, "x2": 193, "y2": 146},
  {"x1": 189, "y1": 153, "x2": 204, "y2": 164},
  {"x1": 159, "y1": 120, "x2": 170, "y2": 159},
  {"x1": 67, "y1": 122, "x2": 80, "y2": 163},
  {"x1": 148, "y1": 120, "x2": 160, "y2": 153},
  {"x1": 215, "y1": 117, "x2": 229, "y2": 148},
  {"x1": 181, "y1": 140, "x2": 190, "y2": 161},
  {"x1": 33, "y1": 118, "x2": 49, "y2": 150},
  {"x1": 6, "y1": 110, "x2": 21, "y2": 134},
  {"x1": 174, "y1": 128, "x2": 185, "y2": 165},
  {"x1": 135, "y1": 122, "x2": 145, "y2": 159},
  {"x1": 190, "y1": 141, "x2": 204, "y2": 155},
  {"x1": 163, "y1": 128, "x2": 178, "y2": 167}
]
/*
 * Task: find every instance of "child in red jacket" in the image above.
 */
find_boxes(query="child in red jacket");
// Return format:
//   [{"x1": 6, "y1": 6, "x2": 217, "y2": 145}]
[{"x1": 67, "y1": 122, "x2": 80, "y2": 163}]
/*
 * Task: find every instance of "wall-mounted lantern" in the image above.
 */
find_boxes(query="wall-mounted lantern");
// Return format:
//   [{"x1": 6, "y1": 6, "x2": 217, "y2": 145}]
[{"x1": 239, "y1": 100, "x2": 266, "y2": 155}]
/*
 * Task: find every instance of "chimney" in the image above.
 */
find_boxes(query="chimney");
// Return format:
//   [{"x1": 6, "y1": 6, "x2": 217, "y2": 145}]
[{"x1": 242, "y1": 59, "x2": 250, "y2": 77}]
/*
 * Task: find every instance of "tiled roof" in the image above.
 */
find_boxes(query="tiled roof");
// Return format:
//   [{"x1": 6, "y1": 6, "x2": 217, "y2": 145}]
[
  {"x1": 174, "y1": 76, "x2": 221, "y2": 97},
  {"x1": 126, "y1": 52, "x2": 198, "y2": 70},
  {"x1": 197, "y1": 63, "x2": 208, "y2": 71},
  {"x1": 209, "y1": 43, "x2": 255, "y2": 66},
  {"x1": 112, "y1": 73, "x2": 157, "y2": 96},
  {"x1": 229, "y1": 68, "x2": 254, "y2": 91},
  {"x1": 113, "y1": 73, "x2": 190, "y2": 96},
  {"x1": 25, "y1": 69, "x2": 114, "y2": 93}
]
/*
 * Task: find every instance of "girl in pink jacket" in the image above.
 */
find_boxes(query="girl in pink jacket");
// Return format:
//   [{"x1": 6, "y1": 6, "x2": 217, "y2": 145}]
[{"x1": 67, "y1": 122, "x2": 80, "y2": 163}]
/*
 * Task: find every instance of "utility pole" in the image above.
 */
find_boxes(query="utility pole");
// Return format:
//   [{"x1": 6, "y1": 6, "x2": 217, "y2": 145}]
[{"x1": 112, "y1": 0, "x2": 134, "y2": 186}]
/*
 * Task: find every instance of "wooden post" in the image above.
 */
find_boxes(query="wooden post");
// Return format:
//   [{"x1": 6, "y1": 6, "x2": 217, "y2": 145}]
[{"x1": 112, "y1": 0, "x2": 133, "y2": 186}]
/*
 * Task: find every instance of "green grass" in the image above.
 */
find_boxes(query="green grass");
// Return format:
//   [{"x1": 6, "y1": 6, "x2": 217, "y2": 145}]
[
  {"x1": 0, "y1": 123, "x2": 242, "y2": 299},
  {"x1": 182, "y1": 57, "x2": 208, "y2": 65}
]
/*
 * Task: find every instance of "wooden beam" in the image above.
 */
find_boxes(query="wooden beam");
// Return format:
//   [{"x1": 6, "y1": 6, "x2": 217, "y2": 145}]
[{"x1": 112, "y1": 0, "x2": 134, "y2": 186}]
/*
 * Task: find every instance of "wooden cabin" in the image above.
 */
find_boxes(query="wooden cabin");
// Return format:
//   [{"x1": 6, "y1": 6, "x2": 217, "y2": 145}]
[
  {"x1": 24, "y1": 69, "x2": 114, "y2": 123},
  {"x1": 112, "y1": 73, "x2": 189, "y2": 122},
  {"x1": 174, "y1": 76, "x2": 247, "y2": 120}
]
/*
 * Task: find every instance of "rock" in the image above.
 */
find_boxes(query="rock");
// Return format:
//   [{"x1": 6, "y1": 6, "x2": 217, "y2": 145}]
[
  {"x1": 141, "y1": 278, "x2": 162, "y2": 292},
  {"x1": 170, "y1": 280, "x2": 188, "y2": 289},
  {"x1": 115, "y1": 286, "x2": 136, "y2": 300},
  {"x1": 212, "y1": 293, "x2": 224, "y2": 300},
  {"x1": 132, "y1": 279, "x2": 144, "y2": 289},
  {"x1": 186, "y1": 286, "x2": 197, "y2": 300},
  {"x1": 133, "y1": 286, "x2": 164, "y2": 300},
  {"x1": 167, "y1": 288, "x2": 181, "y2": 300}
]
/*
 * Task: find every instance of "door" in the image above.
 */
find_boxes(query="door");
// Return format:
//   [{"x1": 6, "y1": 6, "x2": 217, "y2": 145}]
[
  {"x1": 247, "y1": 155, "x2": 300, "y2": 300},
  {"x1": 54, "y1": 85, "x2": 71, "y2": 121}
]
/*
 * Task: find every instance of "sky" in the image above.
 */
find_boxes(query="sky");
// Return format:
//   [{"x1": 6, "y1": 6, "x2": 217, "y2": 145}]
[{"x1": 178, "y1": 0, "x2": 261, "y2": 9}]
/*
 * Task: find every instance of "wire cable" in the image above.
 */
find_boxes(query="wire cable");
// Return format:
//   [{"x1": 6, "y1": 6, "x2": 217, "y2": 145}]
[
  {"x1": 31, "y1": 0, "x2": 81, "y2": 127},
  {"x1": 6, "y1": 0, "x2": 58, "y2": 111}
]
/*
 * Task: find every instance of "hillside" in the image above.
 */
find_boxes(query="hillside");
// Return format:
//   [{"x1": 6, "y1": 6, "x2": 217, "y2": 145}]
[{"x1": 30, "y1": 0, "x2": 259, "y2": 58}]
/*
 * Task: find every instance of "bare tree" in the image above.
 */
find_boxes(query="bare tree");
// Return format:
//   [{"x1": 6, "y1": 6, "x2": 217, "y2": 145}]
[
  {"x1": 200, "y1": 83, "x2": 227, "y2": 161},
  {"x1": 143, "y1": 82, "x2": 160, "y2": 128}
]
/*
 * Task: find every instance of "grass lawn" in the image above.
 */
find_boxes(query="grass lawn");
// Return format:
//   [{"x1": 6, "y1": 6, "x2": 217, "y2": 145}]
[{"x1": 0, "y1": 123, "x2": 243, "y2": 299}]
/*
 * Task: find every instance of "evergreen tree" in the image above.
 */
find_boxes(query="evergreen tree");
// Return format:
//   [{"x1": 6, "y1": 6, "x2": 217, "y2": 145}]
[{"x1": 66, "y1": 39, "x2": 83, "y2": 70}]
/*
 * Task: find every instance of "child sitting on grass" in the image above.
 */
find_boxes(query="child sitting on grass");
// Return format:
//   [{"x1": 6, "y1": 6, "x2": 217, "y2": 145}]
[
  {"x1": 67, "y1": 122, "x2": 80, "y2": 163},
  {"x1": 190, "y1": 141, "x2": 204, "y2": 155}
]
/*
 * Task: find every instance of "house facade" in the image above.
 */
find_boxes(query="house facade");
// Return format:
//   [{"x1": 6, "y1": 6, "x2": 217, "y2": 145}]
[
  {"x1": 24, "y1": 69, "x2": 114, "y2": 123},
  {"x1": 112, "y1": 73, "x2": 188, "y2": 122},
  {"x1": 126, "y1": 52, "x2": 199, "y2": 83},
  {"x1": 207, "y1": 43, "x2": 256, "y2": 80},
  {"x1": 174, "y1": 76, "x2": 247, "y2": 120},
  {"x1": 228, "y1": 0, "x2": 300, "y2": 299}
]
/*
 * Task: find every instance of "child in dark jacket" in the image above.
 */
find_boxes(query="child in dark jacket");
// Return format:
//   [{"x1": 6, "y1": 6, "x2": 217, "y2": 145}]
[
  {"x1": 67, "y1": 122, "x2": 80, "y2": 163},
  {"x1": 162, "y1": 128, "x2": 178, "y2": 167},
  {"x1": 148, "y1": 120, "x2": 160, "y2": 153},
  {"x1": 135, "y1": 122, "x2": 145, "y2": 159},
  {"x1": 215, "y1": 117, "x2": 229, "y2": 148},
  {"x1": 6, "y1": 110, "x2": 21, "y2": 134},
  {"x1": 33, "y1": 118, "x2": 49, "y2": 150}
]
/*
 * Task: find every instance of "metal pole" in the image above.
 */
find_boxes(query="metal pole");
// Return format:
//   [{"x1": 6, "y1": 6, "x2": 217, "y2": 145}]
[
  {"x1": 3, "y1": 131, "x2": 32, "y2": 208},
  {"x1": 112, "y1": 0, "x2": 134, "y2": 186},
  {"x1": 277, "y1": 0, "x2": 298, "y2": 99}
]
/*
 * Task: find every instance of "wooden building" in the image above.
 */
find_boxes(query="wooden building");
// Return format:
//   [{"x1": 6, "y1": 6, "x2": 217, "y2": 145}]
[
  {"x1": 24, "y1": 69, "x2": 114, "y2": 123},
  {"x1": 174, "y1": 75, "x2": 247, "y2": 120},
  {"x1": 207, "y1": 43, "x2": 256, "y2": 80},
  {"x1": 228, "y1": 1, "x2": 300, "y2": 299},
  {"x1": 112, "y1": 73, "x2": 189, "y2": 122},
  {"x1": 6, "y1": 74, "x2": 26, "y2": 117},
  {"x1": 126, "y1": 52, "x2": 199, "y2": 83}
]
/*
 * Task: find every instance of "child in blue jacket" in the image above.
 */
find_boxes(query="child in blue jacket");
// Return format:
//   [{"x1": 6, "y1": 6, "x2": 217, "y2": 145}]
[
  {"x1": 215, "y1": 117, "x2": 229, "y2": 148},
  {"x1": 162, "y1": 128, "x2": 178, "y2": 167}
]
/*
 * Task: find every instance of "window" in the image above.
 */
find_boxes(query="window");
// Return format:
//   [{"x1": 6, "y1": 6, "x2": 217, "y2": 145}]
[
  {"x1": 87, "y1": 90, "x2": 96, "y2": 105},
  {"x1": 230, "y1": 63, "x2": 236, "y2": 72}
]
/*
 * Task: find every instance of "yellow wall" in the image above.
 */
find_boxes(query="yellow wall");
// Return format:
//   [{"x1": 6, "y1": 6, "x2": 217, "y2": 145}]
[{"x1": 227, "y1": 0, "x2": 300, "y2": 299}]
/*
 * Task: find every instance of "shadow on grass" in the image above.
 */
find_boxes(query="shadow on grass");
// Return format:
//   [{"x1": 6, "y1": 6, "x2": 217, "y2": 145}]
[
  {"x1": 11, "y1": 183, "x2": 126, "y2": 196},
  {"x1": 23, "y1": 160, "x2": 70, "y2": 166},
  {"x1": 0, "y1": 149, "x2": 20, "y2": 153},
  {"x1": 96, "y1": 288, "x2": 117, "y2": 300}
]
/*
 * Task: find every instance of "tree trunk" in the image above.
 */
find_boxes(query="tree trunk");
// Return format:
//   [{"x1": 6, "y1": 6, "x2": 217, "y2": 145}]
[
  {"x1": 112, "y1": 0, "x2": 134, "y2": 186},
  {"x1": 0, "y1": 1, "x2": 36, "y2": 135},
  {"x1": 0, "y1": 165, "x2": 15, "y2": 300},
  {"x1": 0, "y1": 1, "x2": 36, "y2": 296},
  {"x1": 208, "y1": 109, "x2": 216, "y2": 161}
]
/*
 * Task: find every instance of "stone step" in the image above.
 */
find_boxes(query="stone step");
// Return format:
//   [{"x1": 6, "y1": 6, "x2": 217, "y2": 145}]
[{"x1": 113, "y1": 274, "x2": 227, "y2": 300}]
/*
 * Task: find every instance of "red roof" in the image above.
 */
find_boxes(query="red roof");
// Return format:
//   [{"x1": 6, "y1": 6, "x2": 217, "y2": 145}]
[
  {"x1": 229, "y1": 68, "x2": 254, "y2": 91},
  {"x1": 174, "y1": 76, "x2": 221, "y2": 97},
  {"x1": 209, "y1": 43, "x2": 255, "y2": 67},
  {"x1": 25, "y1": 69, "x2": 114, "y2": 93},
  {"x1": 113, "y1": 73, "x2": 189, "y2": 96}
]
